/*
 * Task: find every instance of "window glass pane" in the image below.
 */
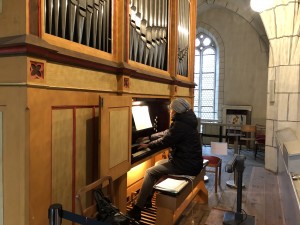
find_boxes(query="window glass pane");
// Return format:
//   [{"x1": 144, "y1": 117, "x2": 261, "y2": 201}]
[
  {"x1": 202, "y1": 73, "x2": 214, "y2": 79},
  {"x1": 194, "y1": 55, "x2": 200, "y2": 73},
  {"x1": 201, "y1": 82, "x2": 214, "y2": 90},
  {"x1": 201, "y1": 90, "x2": 214, "y2": 105},
  {"x1": 194, "y1": 99, "x2": 199, "y2": 107},
  {"x1": 195, "y1": 38, "x2": 200, "y2": 47},
  {"x1": 202, "y1": 55, "x2": 215, "y2": 73},
  {"x1": 201, "y1": 112, "x2": 214, "y2": 120},
  {"x1": 202, "y1": 97, "x2": 214, "y2": 104},
  {"x1": 203, "y1": 48, "x2": 215, "y2": 55},
  {"x1": 203, "y1": 37, "x2": 211, "y2": 46},
  {"x1": 202, "y1": 74, "x2": 214, "y2": 89},
  {"x1": 201, "y1": 106, "x2": 213, "y2": 113},
  {"x1": 193, "y1": 32, "x2": 218, "y2": 121},
  {"x1": 202, "y1": 101, "x2": 214, "y2": 108},
  {"x1": 194, "y1": 73, "x2": 199, "y2": 83}
]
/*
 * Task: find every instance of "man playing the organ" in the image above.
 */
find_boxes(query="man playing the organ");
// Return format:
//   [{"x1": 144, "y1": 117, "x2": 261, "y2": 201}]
[{"x1": 128, "y1": 98, "x2": 203, "y2": 221}]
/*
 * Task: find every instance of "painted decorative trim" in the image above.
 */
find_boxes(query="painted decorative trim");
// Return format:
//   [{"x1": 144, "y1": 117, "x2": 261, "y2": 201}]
[
  {"x1": 30, "y1": 61, "x2": 44, "y2": 79},
  {"x1": 117, "y1": 75, "x2": 131, "y2": 93},
  {"x1": 0, "y1": 43, "x2": 197, "y2": 88},
  {"x1": 123, "y1": 77, "x2": 130, "y2": 89}
]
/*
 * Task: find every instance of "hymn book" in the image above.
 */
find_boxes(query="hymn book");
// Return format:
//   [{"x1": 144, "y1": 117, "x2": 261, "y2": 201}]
[{"x1": 153, "y1": 178, "x2": 189, "y2": 195}]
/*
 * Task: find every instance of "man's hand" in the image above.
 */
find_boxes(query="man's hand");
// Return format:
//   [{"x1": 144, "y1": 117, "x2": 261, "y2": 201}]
[
  {"x1": 138, "y1": 143, "x2": 149, "y2": 150},
  {"x1": 136, "y1": 136, "x2": 149, "y2": 144}
]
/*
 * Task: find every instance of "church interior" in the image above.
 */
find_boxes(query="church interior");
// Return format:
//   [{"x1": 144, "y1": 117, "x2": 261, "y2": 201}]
[{"x1": 0, "y1": 0, "x2": 300, "y2": 224}]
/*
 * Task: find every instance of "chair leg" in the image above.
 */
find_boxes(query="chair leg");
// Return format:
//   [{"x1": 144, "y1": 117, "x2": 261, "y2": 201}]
[
  {"x1": 218, "y1": 162, "x2": 222, "y2": 185},
  {"x1": 215, "y1": 168, "x2": 218, "y2": 193},
  {"x1": 255, "y1": 144, "x2": 258, "y2": 159}
]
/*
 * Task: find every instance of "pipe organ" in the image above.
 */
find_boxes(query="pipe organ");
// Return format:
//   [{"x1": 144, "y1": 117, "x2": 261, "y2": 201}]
[
  {"x1": 129, "y1": 0, "x2": 169, "y2": 70},
  {"x1": 0, "y1": 0, "x2": 198, "y2": 224},
  {"x1": 177, "y1": 0, "x2": 190, "y2": 77},
  {"x1": 45, "y1": 0, "x2": 112, "y2": 52},
  {"x1": 44, "y1": 0, "x2": 191, "y2": 74}
]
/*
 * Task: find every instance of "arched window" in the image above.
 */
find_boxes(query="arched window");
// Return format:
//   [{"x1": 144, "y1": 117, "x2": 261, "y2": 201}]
[{"x1": 194, "y1": 33, "x2": 218, "y2": 120}]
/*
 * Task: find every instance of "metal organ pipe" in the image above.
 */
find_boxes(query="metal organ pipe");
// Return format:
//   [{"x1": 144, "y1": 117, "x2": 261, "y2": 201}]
[
  {"x1": 61, "y1": 0, "x2": 68, "y2": 38},
  {"x1": 47, "y1": 0, "x2": 54, "y2": 34},
  {"x1": 69, "y1": 0, "x2": 78, "y2": 41},
  {"x1": 45, "y1": 0, "x2": 111, "y2": 53},
  {"x1": 54, "y1": 0, "x2": 60, "y2": 36},
  {"x1": 98, "y1": 0, "x2": 104, "y2": 50},
  {"x1": 92, "y1": 0, "x2": 100, "y2": 48},
  {"x1": 177, "y1": 0, "x2": 189, "y2": 76},
  {"x1": 85, "y1": 0, "x2": 93, "y2": 45},
  {"x1": 76, "y1": 0, "x2": 87, "y2": 44}
]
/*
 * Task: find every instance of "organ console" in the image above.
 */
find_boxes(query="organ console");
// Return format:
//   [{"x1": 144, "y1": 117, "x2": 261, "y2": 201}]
[{"x1": 131, "y1": 98, "x2": 170, "y2": 165}]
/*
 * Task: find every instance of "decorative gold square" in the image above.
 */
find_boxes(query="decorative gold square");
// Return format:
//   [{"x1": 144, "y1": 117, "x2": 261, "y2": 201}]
[
  {"x1": 27, "y1": 58, "x2": 46, "y2": 84},
  {"x1": 30, "y1": 61, "x2": 44, "y2": 79},
  {"x1": 170, "y1": 85, "x2": 178, "y2": 96},
  {"x1": 123, "y1": 77, "x2": 130, "y2": 89},
  {"x1": 117, "y1": 75, "x2": 130, "y2": 93}
]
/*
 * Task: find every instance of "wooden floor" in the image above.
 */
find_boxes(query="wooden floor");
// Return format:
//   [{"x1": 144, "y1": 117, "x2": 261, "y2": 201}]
[{"x1": 176, "y1": 146, "x2": 285, "y2": 225}]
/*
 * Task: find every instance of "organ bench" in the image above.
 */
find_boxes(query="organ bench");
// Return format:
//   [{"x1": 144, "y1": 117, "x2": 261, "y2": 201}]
[{"x1": 155, "y1": 163, "x2": 208, "y2": 225}]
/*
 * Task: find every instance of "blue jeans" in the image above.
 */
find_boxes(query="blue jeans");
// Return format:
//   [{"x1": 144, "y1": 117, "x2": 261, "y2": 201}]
[{"x1": 135, "y1": 159, "x2": 181, "y2": 208}]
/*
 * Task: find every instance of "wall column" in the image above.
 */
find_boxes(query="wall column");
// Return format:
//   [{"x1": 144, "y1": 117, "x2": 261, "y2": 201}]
[{"x1": 260, "y1": 0, "x2": 300, "y2": 172}]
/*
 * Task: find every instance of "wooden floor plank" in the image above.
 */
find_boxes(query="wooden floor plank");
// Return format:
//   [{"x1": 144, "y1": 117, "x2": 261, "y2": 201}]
[
  {"x1": 127, "y1": 147, "x2": 284, "y2": 225},
  {"x1": 176, "y1": 147, "x2": 284, "y2": 225},
  {"x1": 243, "y1": 167, "x2": 266, "y2": 224},
  {"x1": 264, "y1": 169, "x2": 284, "y2": 225}
]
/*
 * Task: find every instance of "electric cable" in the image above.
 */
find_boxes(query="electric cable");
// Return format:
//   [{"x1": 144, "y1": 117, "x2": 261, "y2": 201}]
[{"x1": 237, "y1": 208, "x2": 248, "y2": 225}]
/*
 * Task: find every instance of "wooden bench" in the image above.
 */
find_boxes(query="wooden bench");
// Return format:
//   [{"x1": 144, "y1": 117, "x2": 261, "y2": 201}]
[{"x1": 155, "y1": 164, "x2": 208, "y2": 225}]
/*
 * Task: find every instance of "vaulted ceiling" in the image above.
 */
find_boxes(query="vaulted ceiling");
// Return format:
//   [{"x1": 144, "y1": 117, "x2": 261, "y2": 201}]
[{"x1": 197, "y1": 0, "x2": 269, "y2": 46}]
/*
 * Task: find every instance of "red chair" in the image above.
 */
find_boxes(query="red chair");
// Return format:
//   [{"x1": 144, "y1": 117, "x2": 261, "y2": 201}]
[
  {"x1": 255, "y1": 124, "x2": 266, "y2": 159},
  {"x1": 202, "y1": 155, "x2": 222, "y2": 193}
]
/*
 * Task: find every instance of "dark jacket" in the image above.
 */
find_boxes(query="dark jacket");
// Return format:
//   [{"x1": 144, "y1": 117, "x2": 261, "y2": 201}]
[{"x1": 148, "y1": 110, "x2": 203, "y2": 176}]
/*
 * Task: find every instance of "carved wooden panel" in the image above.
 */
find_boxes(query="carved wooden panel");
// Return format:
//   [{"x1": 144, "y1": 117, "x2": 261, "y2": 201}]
[
  {"x1": 99, "y1": 96, "x2": 132, "y2": 180},
  {"x1": 109, "y1": 108, "x2": 129, "y2": 168},
  {"x1": 52, "y1": 106, "x2": 98, "y2": 217},
  {"x1": 52, "y1": 109, "x2": 73, "y2": 223}
]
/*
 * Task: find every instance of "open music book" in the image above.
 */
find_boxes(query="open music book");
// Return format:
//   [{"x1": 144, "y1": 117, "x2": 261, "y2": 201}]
[{"x1": 154, "y1": 178, "x2": 189, "y2": 195}]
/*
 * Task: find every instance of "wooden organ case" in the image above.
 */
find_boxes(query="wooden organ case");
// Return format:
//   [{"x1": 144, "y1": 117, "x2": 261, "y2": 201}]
[{"x1": 0, "y1": 0, "x2": 198, "y2": 224}]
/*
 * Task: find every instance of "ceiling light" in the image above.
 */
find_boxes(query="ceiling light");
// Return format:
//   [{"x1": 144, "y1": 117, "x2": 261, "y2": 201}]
[{"x1": 250, "y1": 0, "x2": 274, "y2": 12}]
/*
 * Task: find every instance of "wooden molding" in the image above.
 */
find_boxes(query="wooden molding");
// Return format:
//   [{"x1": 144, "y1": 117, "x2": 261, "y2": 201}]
[{"x1": 0, "y1": 42, "x2": 195, "y2": 88}]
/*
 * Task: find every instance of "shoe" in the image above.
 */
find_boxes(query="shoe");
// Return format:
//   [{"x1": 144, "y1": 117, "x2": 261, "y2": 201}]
[
  {"x1": 145, "y1": 201, "x2": 152, "y2": 208},
  {"x1": 145, "y1": 199, "x2": 152, "y2": 208},
  {"x1": 127, "y1": 205, "x2": 141, "y2": 221}
]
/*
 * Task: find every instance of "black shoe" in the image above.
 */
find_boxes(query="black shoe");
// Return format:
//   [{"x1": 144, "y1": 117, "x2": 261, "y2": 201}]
[
  {"x1": 145, "y1": 199, "x2": 152, "y2": 208},
  {"x1": 128, "y1": 205, "x2": 141, "y2": 221},
  {"x1": 145, "y1": 195, "x2": 153, "y2": 208}
]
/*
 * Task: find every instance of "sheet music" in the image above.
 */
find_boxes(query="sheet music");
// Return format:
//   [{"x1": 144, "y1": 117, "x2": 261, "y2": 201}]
[
  {"x1": 154, "y1": 178, "x2": 189, "y2": 194},
  {"x1": 132, "y1": 106, "x2": 153, "y2": 131}
]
